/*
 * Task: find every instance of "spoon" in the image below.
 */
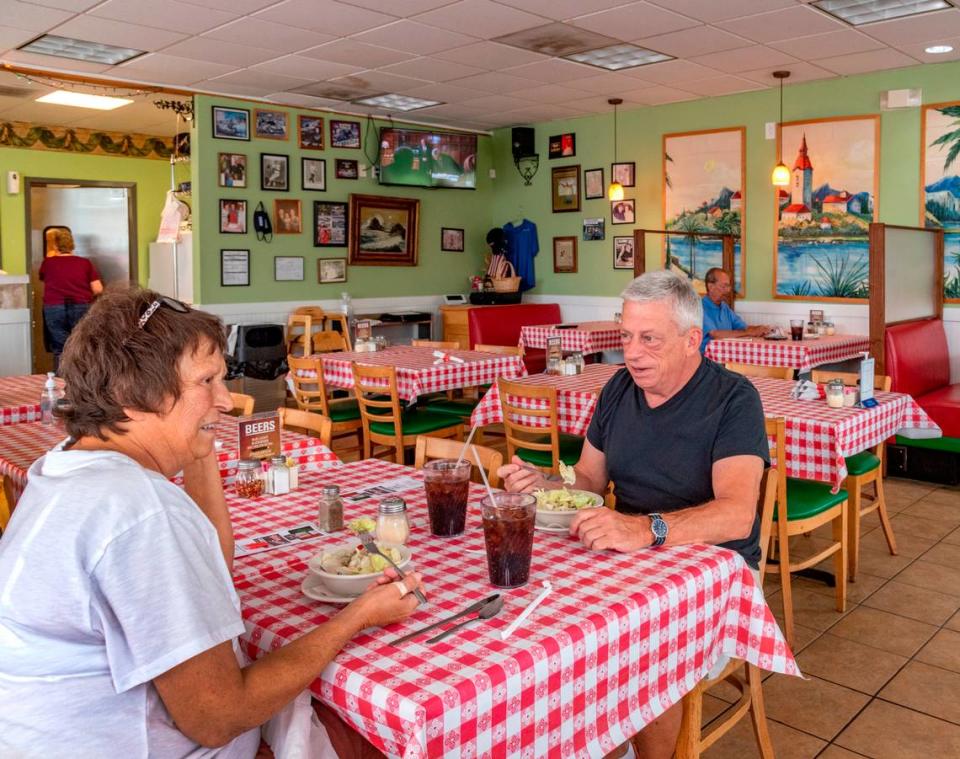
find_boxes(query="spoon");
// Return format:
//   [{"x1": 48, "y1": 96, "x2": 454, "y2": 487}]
[{"x1": 425, "y1": 595, "x2": 504, "y2": 644}]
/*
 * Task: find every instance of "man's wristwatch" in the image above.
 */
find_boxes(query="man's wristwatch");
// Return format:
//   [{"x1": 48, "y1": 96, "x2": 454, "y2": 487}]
[{"x1": 649, "y1": 513, "x2": 668, "y2": 547}]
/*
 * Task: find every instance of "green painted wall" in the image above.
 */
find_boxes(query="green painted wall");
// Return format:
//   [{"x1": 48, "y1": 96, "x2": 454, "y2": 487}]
[
  {"x1": 490, "y1": 60, "x2": 960, "y2": 302},
  {"x1": 193, "y1": 94, "x2": 494, "y2": 304},
  {"x1": 0, "y1": 147, "x2": 171, "y2": 277}
]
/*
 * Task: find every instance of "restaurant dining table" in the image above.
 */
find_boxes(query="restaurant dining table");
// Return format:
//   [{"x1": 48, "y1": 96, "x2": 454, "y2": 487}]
[
  {"x1": 302, "y1": 345, "x2": 527, "y2": 403},
  {"x1": 704, "y1": 334, "x2": 870, "y2": 373},
  {"x1": 230, "y1": 458, "x2": 799, "y2": 759},
  {"x1": 470, "y1": 363, "x2": 623, "y2": 436},
  {"x1": 0, "y1": 374, "x2": 64, "y2": 426},
  {"x1": 0, "y1": 414, "x2": 339, "y2": 501},
  {"x1": 519, "y1": 321, "x2": 623, "y2": 355}
]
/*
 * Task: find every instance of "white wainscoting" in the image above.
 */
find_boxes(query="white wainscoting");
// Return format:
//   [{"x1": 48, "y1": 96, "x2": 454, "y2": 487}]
[{"x1": 0, "y1": 309, "x2": 32, "y2": 377}]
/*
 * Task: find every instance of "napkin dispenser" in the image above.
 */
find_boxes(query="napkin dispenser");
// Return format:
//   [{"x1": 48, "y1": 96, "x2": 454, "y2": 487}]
[{"x1": 790, "y1": 379, "x2": 823, "y2": 401}]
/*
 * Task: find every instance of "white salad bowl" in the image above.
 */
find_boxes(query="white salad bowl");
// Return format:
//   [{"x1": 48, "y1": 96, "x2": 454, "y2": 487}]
[{"x1": 306, "y1": 542, "x2": 412, "y2": 597}]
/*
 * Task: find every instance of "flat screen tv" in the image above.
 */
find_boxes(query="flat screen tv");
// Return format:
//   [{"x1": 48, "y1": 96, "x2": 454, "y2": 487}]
[{"x1": 378, "y1": 127, "x2": 477, "y2": 190}]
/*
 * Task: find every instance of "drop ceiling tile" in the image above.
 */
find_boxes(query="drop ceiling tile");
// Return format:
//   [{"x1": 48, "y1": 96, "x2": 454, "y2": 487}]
[
  {"x1": 286, "y1": 79, "x2": 382, "y2": 99},
  {"x1": 862, "y1": 9, "x2": 960, "y2": 46},
  {"x1": 0, "y1": 25, "x2": 41, "y2": 50},
  {"x1": 350, "y1": 20, "x2": 479, "y2": 55},
  {"x1": 492, "y1": 21, "x2": 618, "y2": 57},
  {"x1": 769, "y1": 29, "x2": 885, "y2": 59},
  {"x1": 458, "y1": 92, "x2": 531, "y2": 110},
  {"x1": 24, "y1": 0, "x2": 104, "y2": 10},
  {"x1": 645, "y1": 0, "x2": 795, "y2": 24},
  {"x1": 818, "y1": 47, "x2": 920, "y2": 75},
  {"x1": 509, "y1": 82, "x2": 593, "y2": 103},
  {"x1": 562, "y1": 70, "x2": 655, "y2": 92},
  {"x1": 571, "y1": 2, "x2": 701, "y2": 40},
  {"x1": 738, "y1": 61, "x2": 838, "y2": 86},
  {"x1": 265, "y1": 92, "x2": 346, "y2": 109},
  {"x1": 402, "y1": 81, "x2": 489, "y2": 102},
  {"x1": 207, "y1": 69, "x2": 314, "y2": 93},
  {"x1": 567, "y1": 93, "x2": 647, "y2": 112},
  {"x1": 896, "y1": 36, "x2": 960, "y2": 63},
  {"x1": 90, "y1": 0, "x2": 236, "y2": 35},
  {"x1": 376, "y1": 56, "x2": 486, "y2": 82},
  {"x1": 413, "y1": 102, "x2": 490, "y2": 118},
  {"x1": 432, "y1": 40, "x2": 549, "y2": 68},
  {"x1": 330, "y1": 69, "x2": 431, "y2": 93},
  {"x1": 193, "y1": 79, "x2": 274, "y2": 97},
  {"x1": 185, "y1": 0, "x2": 278, "y2": 11},
  {"x1": 500, "y1": 103, "x2": 587, "y2": 122},
  {"x1": 337, "y1": 0, "x2": 455, "y2": 15},
  {"x1": 51, "y1": 15, "x2": 188, "y2": 51},
  {"x1": 447, "y1": 70, "x2": 539, "y2": 92},
  {"x1": 680, "y1": 74, "x2": 765, "y2": 96},
  {"x1": 251, "y1": 55, "x2": 361, "y2": 80},
  {"x1": 633, "y1": 25, "x2": 752, "y2": 57},
  {"x1": 255, "y1": 0, "x2": 396, "y2": 35},
  {"x1": 622, "y1": 83, "x2": 697, "y2": 104},
  {"x1": 496, "y1": 0, "x2": 641, "y2": 22},
  {"x1": 301, "y1": 40, "x2": 416, "y2": 68},
  {"x1": 161, "y1": 36, "x2": 277, "y2": 66},
  {"x1": 715, "y1": 6, "x2": 844, "y2": 44},
  {"x1": 0, "y1": 48, "x2": 114, "y2": 72},
  {"x1": 691, "y1": 45, "x2": 798, "y2": 74},
  {"x1": 114, "y1": 53, "x2": 236, "y2": 84},
  {"x1": 625, "y1": 58, "x2": 716, "y2": 84},
  {"x1": 415, "y1": 0, "x2": 547, "y2": 39},
  {"x1": 503, "y1": 58, "x2": 598, "y2": 83},
  {"x1": 0, "y1": 1, "x2": 73, "y2": 31},
  {"x1": 202, "y1": 20, "x2": 334, "y2": 53}
]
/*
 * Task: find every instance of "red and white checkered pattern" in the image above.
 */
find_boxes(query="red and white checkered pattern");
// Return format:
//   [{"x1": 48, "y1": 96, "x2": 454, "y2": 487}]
[
  {"x1": 704, "y1": 334, "x2": 870, "y2": 373},
  {"x1": 305, "y1": 345, "x2": 527, "y2": 403},
  {"x1": 0, "y1": 375, "x2": 65, "y2": 426},
  {"x1": 232, "y1": 459, "x2": 798, "y2": 759},
  {"x1": 520, "y1": 321, "x2": 623, "y2": 355},
  {"x1": 0, "y1": 415, "x2": 339, "y2": 501},
  {"x1": 752, "y1": 377, "x2": 940, "y2": 489},
  {"x1": 470, "y1": 364, "x2": 622, "y2": 437}
]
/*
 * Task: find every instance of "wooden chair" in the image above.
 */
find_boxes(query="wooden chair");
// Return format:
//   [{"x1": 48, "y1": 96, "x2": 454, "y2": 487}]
[
  {"x1": 811, "y1": 370, "x2": 897, "y2": 580},
  {"x1": 0, "y1": 473, "x2": 15, "y2": 535},
  {"x1": 286, "y1": 313, "x2": 313, "y2": 357},
  {"x1": 474, "y1": 343, "x2": 523, "y2": 356},
  {"x1": 497, "y1": 377, "x2": 584, "y2": 475},
  {"x1": 324, "y1": 313, "x2": 352, "y2": 351},
  {"x1": 411, "y1": 339, "x2": 459, "y2": 349},
  {"x1": 312, "y1": 330, "x2": 349, "y2": 354},
  {"x1": 277, "y1": 406, "x2": 332, "y2": 447},
  {"x1": 413, "y1": 436, "x2": 503, "y2": 489},
  {"x1": 724, "y1": 362, "x2": 794, "y2": 380},
  {"x1": 229, "y1": 392, "x2": 255, "y2": 416},
  {"x1": 352, "y1": 362, "x2": 463, "y2": 464},
  {"x1": 287, "y1": 355, "x2": 362, "y2": 453},
  {"x1": 672, "y1": 462, "x2": 778, "y2": 759},
  {"x1": 764, "y1": 415, "x2": 848, "y2": 648}
]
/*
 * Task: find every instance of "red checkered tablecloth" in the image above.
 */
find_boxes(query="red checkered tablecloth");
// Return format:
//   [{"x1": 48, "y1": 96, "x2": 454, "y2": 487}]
[
  {"x1": 520, "y1": 321, "x2": 623, "y2": 355},
  {"x1": 752, "y1": 377, "x2": 941, "y2": 489},
  {"x1": 0, "y1": 415, "x2": 339, "y2": 501},
  {"x1": 0, "y1": 375, "x2": 65, "y2": 426},
  {"x1": 470, "y1": 364, "x2": 623, "y2": 437},
  {"x1": 704, "y1": 334, "x2": 870, "y2": 373},
  {"x1": 305, "y1": 345, "x2": 527, "y2": 403},
  {"x1": 231, "y1": 459, "x2": 798, "y2": 759}
]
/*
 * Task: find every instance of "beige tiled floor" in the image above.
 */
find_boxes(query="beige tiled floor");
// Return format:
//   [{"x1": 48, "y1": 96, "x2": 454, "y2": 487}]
[{"x1": 700, "y1": 476, "x2": 960, "y2": 758}]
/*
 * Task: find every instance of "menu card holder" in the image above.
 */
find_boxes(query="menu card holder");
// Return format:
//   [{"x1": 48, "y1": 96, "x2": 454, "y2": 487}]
[
  {"x1": 238, "y1": 410, "x2": 281, "y2": 461},
  {"x1": 546, "y1": 336, "x2": 563, "y2": 375},
  {"x1": 858, "y1": 355, "x2": 877, "y2": 407},
  {"x1": 354, "y1": 319, "x2": 372, "y2": 342}
]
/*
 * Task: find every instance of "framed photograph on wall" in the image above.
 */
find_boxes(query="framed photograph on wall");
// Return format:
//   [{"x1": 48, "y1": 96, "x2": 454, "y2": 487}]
[
  {"x1": 613, "y1": 235, "x2": 634, "y2": 269},
  {"x1": 274, "y1": 199, "x2": 302, "y2": 234},
  {"x1": 553, "y1": 236, "x2": 578, "y2": 273},
  {"x1": 298, "y1": 115, "x2": 324, "y2": 149},
  {"x1": 261, "y1": 153, "x2": 288, "y2": 191},
  {"x1": 219, "y1": 199, "x2": 247, "y2": 234},
  {"x1": 255, "y1": 109, "x2": 289, "y2": 140},
  {"x1": 221, "y1": 249, "x2": 249, "y2": 286},
  {"x1": 318, "y1": 257, "x2": 347, "y2": 284},
  {"x1": 302, "y1": 157, "x2": 326, "y2": 191},
  {"x1": 441, "y1": 227, "x2": 464, "y2": 252},
  {"x1": 551, "y1": 165, "x2": 580, "y2": 213},
  {"x1": 330, "y1": 119, "x2": 361, "y2": 149},
  {"x1": 584, "y1": 168, "x2": 604, "y2": 199},
  {"x1": 349, "y1": 193, "x2": 420, "y2": 266},
  {"x1": 212, "y1": 106, "x2": 249, "y2": 141},
  {"x1": 612, "y1": 161, "x2": 635, "y2": 187},
  {"x1": 583, "y1": 217, "x2": 605, "y2": 241},
  {"x1": 335, "y1": 158, "x2": 359, "y2": 179},
  {"x1": 611, "y1": 198, "x2": 635, "y2": 225},
  {"x1": 313, "y1": 200, "x2": 348, "y2": 247},
  {"x1": 218, "y1": 153, "x2": 247, "y2": 187},
  {"x1": 274, "y1": 256, "x2": 304, "y2": 281},
  {"x1": 548, "y1": 133, "x2": 576, "y2": 159}
]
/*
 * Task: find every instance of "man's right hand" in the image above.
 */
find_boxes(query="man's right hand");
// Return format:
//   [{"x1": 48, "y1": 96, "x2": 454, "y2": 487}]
[{"x1": 497, "y1": 456, "x2": 551, "y2": 493}]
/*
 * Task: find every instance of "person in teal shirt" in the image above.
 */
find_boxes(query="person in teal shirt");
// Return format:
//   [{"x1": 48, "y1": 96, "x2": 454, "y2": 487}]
[{"x1": 700, "y1": 268, "x2": 769, "y2": 352}]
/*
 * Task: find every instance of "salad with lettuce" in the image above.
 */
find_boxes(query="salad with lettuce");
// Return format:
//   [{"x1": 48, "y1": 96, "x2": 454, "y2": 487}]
[
  {"x1": 320, "y1": 544, "x2": 403, "y2": 575},
  {"x1": 533, "y1": 487, "x2": 600, "y2": 511}
]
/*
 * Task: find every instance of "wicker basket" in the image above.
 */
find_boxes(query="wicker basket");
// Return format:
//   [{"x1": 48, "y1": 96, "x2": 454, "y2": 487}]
[{"x1": 491, "y1": 261, "x2": 521, "y2": 293}]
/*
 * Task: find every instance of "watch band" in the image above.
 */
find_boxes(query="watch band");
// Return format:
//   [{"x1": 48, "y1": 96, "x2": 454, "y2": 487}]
[{"x1": 649, "y1": 512, "x2": 667, "y2": 547}]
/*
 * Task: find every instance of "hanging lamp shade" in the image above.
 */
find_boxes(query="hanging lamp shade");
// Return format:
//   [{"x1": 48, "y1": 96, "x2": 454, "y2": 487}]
[
  {"x1": 771, "y1": 70, "x2": 791, "y2": 188},
  {"x1": 607, "y1": 97, "x2": 624, "y2": 200},
  {"x1": 771, "y1": 162, "x2": 790, "y2": 186},
  {"x1": 608, "y1": 181, "x2": 624, "y2": 201}
]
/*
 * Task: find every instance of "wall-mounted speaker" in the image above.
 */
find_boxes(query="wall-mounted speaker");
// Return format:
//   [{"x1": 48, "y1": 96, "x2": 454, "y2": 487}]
[{"x1": 511, "y1": 126, "x2": 535, "y2": 161}]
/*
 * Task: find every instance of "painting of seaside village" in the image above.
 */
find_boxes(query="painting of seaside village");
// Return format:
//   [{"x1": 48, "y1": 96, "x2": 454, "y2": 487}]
[
  {"x1": 775, "y1": 117, "x2": 878, "y2": 300},
  {"x1": 922, "y1": 102, "x2": 960, "y2": 300},
  {"x1": 664, "y1": 128, "x2": 745, "y2": 294}
]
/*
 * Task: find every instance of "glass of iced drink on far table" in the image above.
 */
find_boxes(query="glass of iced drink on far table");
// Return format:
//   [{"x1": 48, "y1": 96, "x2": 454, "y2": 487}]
[
  {"x1": 481, "y1": 492, "x2": 536, "y2": 588},
  {"x1": 423, "y1": 459, "x2": 471, "y2": 536}
]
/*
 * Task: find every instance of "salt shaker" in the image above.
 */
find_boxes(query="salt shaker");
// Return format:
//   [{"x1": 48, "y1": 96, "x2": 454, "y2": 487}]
[
  {"x1": 269, "y1": 455, "x2": 290, "y2": 495},
  {"x1": 826, "y1": 379, "x2": 845, "y2": 409},
  {"x1": 376, "y1": 496, "x2": 410, "y2": 545},
  {"x1": 317, "y1": 485, "x2": 344, "y2": 532}
]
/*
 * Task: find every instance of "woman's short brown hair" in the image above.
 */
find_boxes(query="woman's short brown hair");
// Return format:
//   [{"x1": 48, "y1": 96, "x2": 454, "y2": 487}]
[
  {"x1": 53, "y1": 229, "x2": 75, "y2": 253},
  {"x1": 57, "y1": 286, "x2": 227, "y2": 441}
]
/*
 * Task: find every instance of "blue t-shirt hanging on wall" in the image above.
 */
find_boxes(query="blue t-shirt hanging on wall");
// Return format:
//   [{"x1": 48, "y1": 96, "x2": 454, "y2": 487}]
[{"x1": 503, "y1": 219, "x2": 538, "y2": 291}]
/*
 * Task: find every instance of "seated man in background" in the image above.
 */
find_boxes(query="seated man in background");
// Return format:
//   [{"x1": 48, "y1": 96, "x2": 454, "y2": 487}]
[
  {"x1": 499, "y1": 271, "x2": 769, "y2": 759},
  {"x1": 700, "y1": 267, "x2": 769, "y2": 352}
]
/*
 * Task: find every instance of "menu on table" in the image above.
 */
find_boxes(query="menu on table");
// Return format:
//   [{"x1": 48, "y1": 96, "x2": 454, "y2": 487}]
[{"x1": 238, "y1": 411, "x2": 281, "y2": 460}]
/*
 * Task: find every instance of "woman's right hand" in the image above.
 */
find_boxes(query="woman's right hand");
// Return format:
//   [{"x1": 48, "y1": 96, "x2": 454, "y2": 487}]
[
  {"x1": 498, "y1": 456, "x2": 549, "y2": 493},
  {"x1": 341, "y1": 569, "x2": 424, "y2": 630}
]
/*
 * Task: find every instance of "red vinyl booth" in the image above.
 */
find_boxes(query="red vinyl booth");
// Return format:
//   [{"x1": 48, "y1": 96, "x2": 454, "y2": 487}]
[
  {"x1": 885, "y1": 319, "x2": 960, "y2": 438},
  {"x1": 467, "y1": 303, "x2": 561, "y2": 374}
]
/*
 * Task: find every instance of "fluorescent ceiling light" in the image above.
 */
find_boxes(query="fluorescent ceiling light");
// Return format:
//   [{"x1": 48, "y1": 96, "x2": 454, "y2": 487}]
[
  {"x1": 36, "y1": 90, "x2": 133, "y2": 111},
  {"x1": 564, "y1": 43, "x2": 673, "y2": 70},
  {"x1": 19, "y1": 34, "x2": 143, "y2": 65},
  {"x1": 925, "y1": 44, "x2": 954, "y2": 53},
  {"x1": 352, "y1": 93, "x2": 441, "y2": 111},
  {"x1": 812, "y1": 0, "x2": 950, "y2": 26}
]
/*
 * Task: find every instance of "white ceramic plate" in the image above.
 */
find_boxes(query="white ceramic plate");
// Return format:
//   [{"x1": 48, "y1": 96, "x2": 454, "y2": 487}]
[
  {"x1": 535, "y1": 523, "x2": 571, "y2": 534},
  {"x1": 802, "y1": 334, "x2": 820, "y2": 340},
  {"x1": 301, "y1": 573, "x2": 357, "y2": 604}
]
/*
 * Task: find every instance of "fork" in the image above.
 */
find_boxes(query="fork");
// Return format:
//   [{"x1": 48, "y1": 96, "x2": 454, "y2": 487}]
[{"x1": 358, "y1": 531, "x2": 427, "y2": 605}]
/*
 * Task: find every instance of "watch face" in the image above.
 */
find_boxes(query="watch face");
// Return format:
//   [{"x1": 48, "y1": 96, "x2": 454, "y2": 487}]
[{"x1": 651, "y1": 515, "x2": 668, "y2": 538}]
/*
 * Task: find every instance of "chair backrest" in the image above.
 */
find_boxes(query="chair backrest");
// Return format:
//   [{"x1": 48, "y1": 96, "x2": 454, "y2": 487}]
[
  {"x1": 466, "y1": 303, "x2": 561, "y2": 348},
  {"x1": 474, "y1": 343, "x2": 523, "y2": 356},
  {"x1": 312, "y1": 330, "x2": 348, "y2": 354},
  {"x1": 324, "y1": 314, "x2": 352, "y2": 352},
  {"x1": 756, "y1": 467, "x2": 778, "y2": 578},
  {"x1": 0, "y1": 473, "x2": 14, "y2": 534},
  {"x1": 764, "y1": 416, "x2": 787, "y2": 538},
  {"x1": 411, "y1": 339, "x2": 460, "y2": 349},
  {"x1": 413, "y1": 436, "x2": 503, "y2": 489},
  {"x1": 352, "y1": 362, "x2": 404, "y2": 430},
  {"x1": 884, "y1": 318, "x2": 949, "y2": 397},
  {"x1": 497, "y1": 377, "x2": 560, "y2": 471},
  {"x1": 286, "y1": 355, "x2": 332, "y2": 415},
  {"x1": 810, "y1": 369, "x2": 892, "y2": 392},
  {"x1": 229, "y1": 392, "x2": 255, "y2": 416},
  {"x1": 286, "y1": 314, "x2": 313, "y2": 357},
  {"x1": 277, "y1": 406, "x2": 332, "y2": 447},
  {"x1": 293, "y1": 306, "x2": 326, "y2": 323},
  {"x1": 725, "y1": 362, "x2": 794, "y2": 380}
]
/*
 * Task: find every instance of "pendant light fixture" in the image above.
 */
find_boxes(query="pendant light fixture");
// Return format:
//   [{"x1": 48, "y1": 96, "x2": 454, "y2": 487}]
[
  {"x1": 771, "y1": 70, "x2": 791, "y2": 187},
  {"x1": 607, "y1": 97, "x2": 625, "y2": 201}
]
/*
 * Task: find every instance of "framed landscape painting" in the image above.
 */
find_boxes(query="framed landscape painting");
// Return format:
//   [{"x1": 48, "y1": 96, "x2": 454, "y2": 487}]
[
  {"x1": 663, "y1": 127, "x2": 745, "y2": 294},
  {"x1": 349, "y1": 194, "x2": 419, "y2": 266},
  {"x1": 921, "y1": 101, "x2": 960, "y2": 301},
  {"x1": 774, "y1": 116, "x2": 878, "y2": 300}
]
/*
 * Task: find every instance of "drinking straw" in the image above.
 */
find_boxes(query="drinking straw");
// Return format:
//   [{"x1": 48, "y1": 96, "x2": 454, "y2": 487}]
[
  {"x1": 500, "y1": 580, "x2": 553, "y2": 641},
  {"x1": 456, "y1": 425, "x2": 479, "y2": 466},
  {"x1": 471, "y1": 445, "x2": 498, "y2": 505}
]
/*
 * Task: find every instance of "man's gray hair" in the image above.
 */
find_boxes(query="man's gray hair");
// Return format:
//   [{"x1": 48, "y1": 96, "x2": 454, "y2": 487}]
[{"x1": 620, "y1": 270, "x2": 703, "y2": 333}]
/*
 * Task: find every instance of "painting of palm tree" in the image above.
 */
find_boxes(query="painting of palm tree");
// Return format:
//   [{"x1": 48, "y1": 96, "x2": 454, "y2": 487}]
[{"x1": 922, "y1": 102, "x2": 960, "y2": 301}]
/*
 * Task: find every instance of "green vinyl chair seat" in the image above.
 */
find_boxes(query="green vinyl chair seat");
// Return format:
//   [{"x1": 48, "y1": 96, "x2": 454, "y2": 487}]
[
  {"x1": 516, "y1": 434, "x2": 584, "y2": 468},
  {"x1": 844, "y1": 451, "x2": 881, "y2": 476},
  {"x1": 425, "y1": 397, "x2": 480, "y2": 418},
  {"x1": 774, "y1": 479, "x2": 848, "y2": 521},
  {"x1": 369, "y1": 408, "x2": 461, "y2": 437},
  {"x1": 326, "y1": 399, "x2": 361, "y2": 422}
]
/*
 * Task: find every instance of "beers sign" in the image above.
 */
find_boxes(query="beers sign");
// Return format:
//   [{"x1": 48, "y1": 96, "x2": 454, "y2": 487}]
[{"x1": 238, "y1": 411, "x2": 281, "y2": 460}]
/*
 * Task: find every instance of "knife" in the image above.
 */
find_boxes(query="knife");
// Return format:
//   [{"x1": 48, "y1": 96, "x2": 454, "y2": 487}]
[{"x1": 389, "y1": 593, "x2": 501, "y2": 645}]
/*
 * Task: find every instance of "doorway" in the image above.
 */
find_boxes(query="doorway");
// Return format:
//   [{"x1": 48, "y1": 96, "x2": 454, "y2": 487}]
[{"x1": 25, "y1": 179, "x2": 137, "y2": 373}]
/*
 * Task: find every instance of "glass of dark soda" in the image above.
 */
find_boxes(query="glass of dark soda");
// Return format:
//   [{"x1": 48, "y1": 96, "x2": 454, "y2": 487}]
[
  {"x1": 481, "y1": 493, "x2": 536, "y2": 588},
  {"x1": 423, "y1": 459, "x2": 471, "y2": 537}
]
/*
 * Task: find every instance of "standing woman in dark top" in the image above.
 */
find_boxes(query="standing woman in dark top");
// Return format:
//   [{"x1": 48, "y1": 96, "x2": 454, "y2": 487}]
[{"x1": 39, "y1": 228, "x2": 103, "y2": 372}]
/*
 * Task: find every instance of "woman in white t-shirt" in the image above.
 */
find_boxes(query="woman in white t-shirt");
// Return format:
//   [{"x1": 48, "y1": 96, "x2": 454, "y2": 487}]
[{"x1": 0, "y1": 288, "x2": 424, "y2": 758}]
